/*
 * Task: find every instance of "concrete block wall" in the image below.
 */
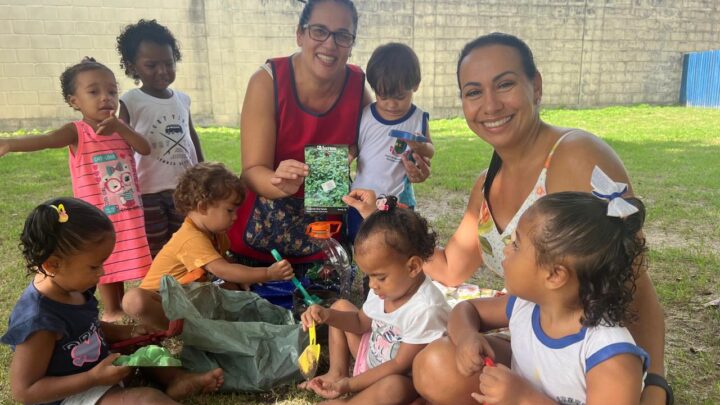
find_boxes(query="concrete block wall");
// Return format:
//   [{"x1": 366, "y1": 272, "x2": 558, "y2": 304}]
[
  {"x1": 0, "y1": 0, "x2": 212, "y2": 130},
  {"x1": 0, "y1": 0, "x2": 718, "y2": 130}
]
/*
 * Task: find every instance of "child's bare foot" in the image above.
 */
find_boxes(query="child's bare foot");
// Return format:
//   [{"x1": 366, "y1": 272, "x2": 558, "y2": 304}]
[
  {"x1": 101, "y1": 310, "x2": 126, "y2": 323},
  {"x1": 165, "y1": 368, "x2": 224, "y2": 399}
]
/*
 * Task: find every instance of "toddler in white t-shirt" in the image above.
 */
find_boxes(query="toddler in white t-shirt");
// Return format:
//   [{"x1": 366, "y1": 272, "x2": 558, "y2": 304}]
[
  {"x1": 117, "y1": 19, "x2": 204, "y2": 257},
  {"x1": 300, "y1": 195, "x2": 450, "y2": 404}
]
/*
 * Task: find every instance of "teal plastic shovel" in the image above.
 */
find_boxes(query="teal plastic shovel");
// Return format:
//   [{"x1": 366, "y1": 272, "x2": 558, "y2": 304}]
[{"x1": 271, "y1": 249, "x2": 322, "y2": 306}]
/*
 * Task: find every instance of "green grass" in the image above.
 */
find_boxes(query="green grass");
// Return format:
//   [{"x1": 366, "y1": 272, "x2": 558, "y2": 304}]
[{"x1": 1, "y1": 105, "x2": 719, "y2": 404}]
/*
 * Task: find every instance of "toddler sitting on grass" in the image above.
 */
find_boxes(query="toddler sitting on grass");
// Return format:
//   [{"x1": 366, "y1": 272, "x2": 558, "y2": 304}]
[{"x1": 122, "y1": 162, "x2": 294, "y2": 330}]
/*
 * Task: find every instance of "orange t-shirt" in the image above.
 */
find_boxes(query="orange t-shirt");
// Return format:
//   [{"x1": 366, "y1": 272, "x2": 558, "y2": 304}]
[{"x1": 139, "y1": 217, "x2": 230, "y2": 291}]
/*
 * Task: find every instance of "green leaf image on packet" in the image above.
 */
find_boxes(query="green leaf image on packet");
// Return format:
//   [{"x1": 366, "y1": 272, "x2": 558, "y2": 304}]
[
  {"x1": 112, "y1": 344, "x2": 182, "y2": 367},
  {"x1": 304, "y1": 145, "x2": 349, "y2": 214}
]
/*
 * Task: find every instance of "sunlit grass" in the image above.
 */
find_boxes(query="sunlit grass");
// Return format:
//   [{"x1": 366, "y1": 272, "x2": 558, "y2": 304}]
[{"x1": 1, "y1": 105, "x2": 718, "y2": 404}]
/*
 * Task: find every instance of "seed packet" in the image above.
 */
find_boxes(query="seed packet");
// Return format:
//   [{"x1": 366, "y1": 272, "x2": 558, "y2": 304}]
[{"x1": 304, "y1": 145, "x2": 349, "y2": 214}]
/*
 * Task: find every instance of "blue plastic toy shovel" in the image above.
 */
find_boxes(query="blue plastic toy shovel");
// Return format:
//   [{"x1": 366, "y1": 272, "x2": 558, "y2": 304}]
[
  {"x1": 389, "y1": 129, "x2": 428, "y2": 143},
  {"x1": 270, "y1": 249, "x2": 322, "y2": 306}
]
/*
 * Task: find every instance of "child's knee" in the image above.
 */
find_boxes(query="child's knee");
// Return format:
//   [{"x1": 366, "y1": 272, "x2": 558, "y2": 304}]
[
  {"x1": 121, "y1": 288, "x2": 152, "y2": 316},
  {"x1": 330, "y1": 299, "x2": 357, "y2": 311},
  {"x1": 373, "y1": 374, "x2": 416, "y2": 404},
  {"x1": 377, "y1": 374, "x2": 412, "y2": 391},
  {"x1": 128, "y1": 387, "x2": 174, "y2": 404},
  {"x1": 412, "y1": 339, "x2": 453, "y2": 399},
  {"x1": 100, "y1": 386, "x2": 172, "y2": 404}
]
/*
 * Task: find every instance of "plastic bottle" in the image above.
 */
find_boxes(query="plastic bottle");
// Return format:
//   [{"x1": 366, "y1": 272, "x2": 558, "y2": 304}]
[{"x1": 305, "y1": 221, "x2": 353, "y2": 298}]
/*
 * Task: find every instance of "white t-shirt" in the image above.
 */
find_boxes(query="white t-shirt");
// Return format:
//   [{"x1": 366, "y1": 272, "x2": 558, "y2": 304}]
[
  {"x1": 352, "y1": 103, "x2": 429, "y2": 205},
  {"x1": 508, "y1": 297, "x2": 648, "y2": 405},
  {"x1": 120, "y1": 88, "x2": 199, "y2": 194},
  {"x1": 361, "y1": 276, "x2": 450, "y2": 369}
]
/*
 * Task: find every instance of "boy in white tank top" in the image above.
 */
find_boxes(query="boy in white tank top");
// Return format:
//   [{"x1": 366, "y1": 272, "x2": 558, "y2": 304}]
[{"x1": 349, "y1": 42, "x2": 435, "y2": 240}]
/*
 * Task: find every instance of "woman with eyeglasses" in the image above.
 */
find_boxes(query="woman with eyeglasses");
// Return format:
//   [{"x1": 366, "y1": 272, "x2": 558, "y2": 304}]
[{"x1": 228, "y1": 0, "x2": 430, "y2": 280}]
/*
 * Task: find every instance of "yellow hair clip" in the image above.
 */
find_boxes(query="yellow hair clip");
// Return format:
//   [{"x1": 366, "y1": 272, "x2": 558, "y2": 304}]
[{"x1": 51, "y1": 204, "x2": 69, "y2": 223}]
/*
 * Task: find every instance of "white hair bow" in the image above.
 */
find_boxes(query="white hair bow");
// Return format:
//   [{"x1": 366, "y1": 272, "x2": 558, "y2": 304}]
[{"x1": 590, "y1": 166, "x2": 639, "y2": 218}]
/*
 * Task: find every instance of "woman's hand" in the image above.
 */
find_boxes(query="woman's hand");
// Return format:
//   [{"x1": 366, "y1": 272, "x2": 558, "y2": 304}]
[
  {"x1": 456, "y1": 332, "x2": 495, "y2": 376},
  {"x1": 342, "y1": 189, "x2": 377, "y2": 219},
  {"x1": 300, "y1": 304, "x2": 329, "y2": 331},
  {"x1": 402, "y1": 152, "x2": 431, "y2": 183},
  {"x1": 270, "y1": 159, "x2": 309, "y2": 196}
]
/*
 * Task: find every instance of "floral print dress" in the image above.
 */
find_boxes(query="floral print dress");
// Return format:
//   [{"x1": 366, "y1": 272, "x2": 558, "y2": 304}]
[{"x1": 478, "y1": 132, "x2": 575, "y2": 277}]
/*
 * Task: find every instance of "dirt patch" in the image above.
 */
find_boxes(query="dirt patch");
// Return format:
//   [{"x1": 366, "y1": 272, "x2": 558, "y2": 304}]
[
  {"x1": 644, "y1": 225, "x2": 690, "y2": 250},
  {"x1": 644, "y1": 223, "x2": 720, "y2": 253},
  {"x1": 415, "y1": 189, "x2": 468, "y2": 224},
  {"x1": 415, "y1": 189, "x2": 469, "y2": 243},
  {"x1": 664, "y1": 303, "x2": 720, "y2": 403}
]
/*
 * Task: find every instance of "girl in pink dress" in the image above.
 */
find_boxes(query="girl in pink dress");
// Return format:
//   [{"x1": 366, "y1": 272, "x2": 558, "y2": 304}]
[{"x1": 0, "y1": 58, "x2": 152, "y2": 321}]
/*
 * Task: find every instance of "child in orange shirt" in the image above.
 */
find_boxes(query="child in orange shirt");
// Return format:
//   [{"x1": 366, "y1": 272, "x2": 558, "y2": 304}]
[{"x1": 122, "y1": 162, "x2": 294, "y2": 330}]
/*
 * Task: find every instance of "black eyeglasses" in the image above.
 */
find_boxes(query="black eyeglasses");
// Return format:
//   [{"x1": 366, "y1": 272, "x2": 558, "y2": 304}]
[{"x1": 303, "y1": 24, "x2": 356, "y2": 48}]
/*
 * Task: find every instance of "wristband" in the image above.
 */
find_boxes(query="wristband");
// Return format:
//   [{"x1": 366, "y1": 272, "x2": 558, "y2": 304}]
[{"x1": 644, "y1": 373, "x2": 673, "y2": 405}]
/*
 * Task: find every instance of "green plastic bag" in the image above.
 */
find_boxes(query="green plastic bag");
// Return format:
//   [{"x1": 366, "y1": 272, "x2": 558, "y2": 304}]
[{"x1": 159, "y1": 275, "x2": 306, "y2": 392}]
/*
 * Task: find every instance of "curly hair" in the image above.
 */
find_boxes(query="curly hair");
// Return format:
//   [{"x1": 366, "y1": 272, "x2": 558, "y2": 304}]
[
  {"x1": 355, "y1": 196, "x2": 437, "y2": 261},
  {"x1": 116, "y1": 19, "x2": 182, "y2": 81},
  {"x1": 59, "y1": 57, "x2": 114, "y2": 107},
  {"x1": 527, "y1": 192, "x2": 646, "y2": 327},
  {"x1": 173, "y1": 162, "x2": 245, "y2": 215},
  {"x1": 20, "y1": 197, "x2": 114, "y2": 276}
]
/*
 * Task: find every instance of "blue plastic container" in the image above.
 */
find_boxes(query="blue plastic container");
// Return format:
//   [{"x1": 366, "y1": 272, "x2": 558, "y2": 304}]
[{"x1": 251, "y1": 281, "x2": 297, "y2": 309}]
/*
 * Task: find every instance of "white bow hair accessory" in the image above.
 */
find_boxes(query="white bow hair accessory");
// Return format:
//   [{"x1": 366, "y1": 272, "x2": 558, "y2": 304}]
[{"x1": 590, "y1": 166, "x2": 639, "y2": 218}]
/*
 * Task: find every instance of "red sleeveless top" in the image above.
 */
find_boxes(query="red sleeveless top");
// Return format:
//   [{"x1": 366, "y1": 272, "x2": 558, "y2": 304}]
[{"x1": 228, "y1": 56, "x2": 365, "y2": 263}]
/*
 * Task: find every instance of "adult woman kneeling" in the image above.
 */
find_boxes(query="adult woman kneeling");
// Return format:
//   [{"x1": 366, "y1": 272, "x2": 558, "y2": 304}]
[
  {"x1": 229, "y1": 0, "x2": 432, "y2": 274},
  {"x1": 228, "y1": 0, "x2": 366, "y2": 272},
  {"x1": 412, "y1": 33, "x2": 667, "y2": 405}
]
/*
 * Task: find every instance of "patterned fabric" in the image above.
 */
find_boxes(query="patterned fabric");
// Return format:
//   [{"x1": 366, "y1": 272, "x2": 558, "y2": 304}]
[
  {"x1": 120, "y1": 88, "x2": 198, "y2": 194},
  {"x1": 2, "y1": 283, "x2": 110, "y2": 405},
  {"x1": 141, "y1": 190, "x2": 184, "y2": 257},
  {"x1": 361, "y1": 277, "x2": 450, "y2": 370},
  {"x1": 228, "y1": 55, "x2": 365, "y2": 264},
  {"x1": 242, "y1": 196, "x2": 323, "y2": 258},
  {"x1": 69, "y1": 121, "x2": 151, "y2": 283},
  {"x1": 478, "y1": 132, "x2": 575, "y2": 276}
]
